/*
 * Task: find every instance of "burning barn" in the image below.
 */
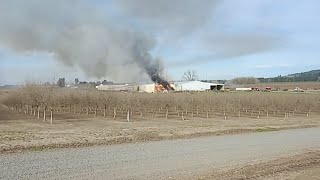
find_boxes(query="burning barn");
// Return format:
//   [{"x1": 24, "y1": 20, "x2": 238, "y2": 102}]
[
  {"x1": 97, "y1": 81, "x2": 223, "y2": 93},
  {"x1": 174, "y1": 81, "x2": 224, "y2": 91},
  {"x1": 136, "y1": 82, "x2": 175, "y2": 93}
]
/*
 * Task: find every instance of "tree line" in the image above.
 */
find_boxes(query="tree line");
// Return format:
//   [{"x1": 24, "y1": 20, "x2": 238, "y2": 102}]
[
  {"x1": 2, "y1": 85, "x2": 320, "y2": 123},
  {"x1": 258, "y1": 69, "x2": 320, "y2": 83}
]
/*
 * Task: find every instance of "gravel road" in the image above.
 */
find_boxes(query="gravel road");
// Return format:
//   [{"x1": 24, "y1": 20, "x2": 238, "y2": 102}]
[{"x1": 1, "y1": 128, "x2": 320, "y2": 180}]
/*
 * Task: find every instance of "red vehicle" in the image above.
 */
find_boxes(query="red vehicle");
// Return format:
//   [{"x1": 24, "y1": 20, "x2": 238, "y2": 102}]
[
  {"x1": 265, "y1": 87, "x2": 272, "y2": 91},
  {"x1": 251, "y1": 87, "x2": 260, "y2": 91}
]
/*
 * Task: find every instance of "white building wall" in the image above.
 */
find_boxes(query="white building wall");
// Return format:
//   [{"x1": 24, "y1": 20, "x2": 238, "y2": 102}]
[
  {"x1": 96, "y1": 84, "x2": 133, "y2": 91},
  {"x1": 136, "y1": 83, "x2": 155, "y2": 93},
  {"x1": 174, "y1": 81, "x2": 224, "y2": 91},
  {"x1": 236, "y1": 87, "x2": 252, "y2": 91}
]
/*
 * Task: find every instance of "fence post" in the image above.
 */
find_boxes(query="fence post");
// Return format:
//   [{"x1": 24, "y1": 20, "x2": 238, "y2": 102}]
[{"x1": 127, "y1": 110, "x2": 130, "y2": 122}]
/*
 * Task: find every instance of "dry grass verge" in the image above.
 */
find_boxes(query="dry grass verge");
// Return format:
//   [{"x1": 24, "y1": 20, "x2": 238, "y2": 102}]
[{"x1": 197, "y1": 151, "x2": 320, "y2": 180}]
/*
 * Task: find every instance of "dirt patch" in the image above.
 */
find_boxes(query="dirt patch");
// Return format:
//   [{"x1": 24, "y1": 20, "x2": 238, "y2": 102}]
[{"x1": 197, "y1": 151, "x2": 320, "y2": 180}]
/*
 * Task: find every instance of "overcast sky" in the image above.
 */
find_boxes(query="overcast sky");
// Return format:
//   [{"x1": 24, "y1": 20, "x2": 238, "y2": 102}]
[{"x1": 0, "y1": 0, "x2": 319, "y2": 85}]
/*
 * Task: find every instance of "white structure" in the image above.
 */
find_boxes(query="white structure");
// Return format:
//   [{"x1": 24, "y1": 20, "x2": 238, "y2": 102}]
[
  {"x1": 235, "y1": 87, "x2": 252, "y2": 91},
  {"x1": 96, "y1": 84, "x2": 134, "y2": 91},
  {"x1": 174, "y1": 81, "x2": 224, "y2": 91},
  {"x1": 135, "y1": 83, "x2": 155, "y2": 93},
  {"x1": 96, "y1": 83, "x2": 155, "y2": 93}
]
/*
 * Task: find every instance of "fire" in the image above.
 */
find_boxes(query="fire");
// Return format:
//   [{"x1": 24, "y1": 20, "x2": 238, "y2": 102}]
[{"x1": 155, "y1": 82, "x2": 175, "y2": 92}]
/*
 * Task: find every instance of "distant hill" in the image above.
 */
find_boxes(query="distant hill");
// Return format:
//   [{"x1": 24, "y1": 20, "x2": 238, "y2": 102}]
[
  {"x1": 258, "y1": 69, "x2": 320, "y2": 83},
  {"x1": 0, "y1": 85, "x2": 18, "y2": 89}
]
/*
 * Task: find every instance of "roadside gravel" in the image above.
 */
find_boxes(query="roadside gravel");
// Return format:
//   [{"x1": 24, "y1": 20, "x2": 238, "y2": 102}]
[{"x1": 1, "y1": 127, "x2": 320, "y2": 180}]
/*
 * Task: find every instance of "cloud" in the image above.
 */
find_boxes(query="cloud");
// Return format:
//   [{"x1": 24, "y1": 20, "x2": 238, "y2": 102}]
[
  {"x1": 115, "y1": 0, "x2": 220, "y2": 34},
  {"x1": 203, "y1": 31, "x2": 283, "y2": 58},
  {"x1": 166, "y1": 31, "x2": 283, "y2": 67},
  {"x1": 114, "y1": 0, "x2": 284, "y2": 67},
  {"x1": 250, "y1": 64, "x2": 293, "y2": 69}
]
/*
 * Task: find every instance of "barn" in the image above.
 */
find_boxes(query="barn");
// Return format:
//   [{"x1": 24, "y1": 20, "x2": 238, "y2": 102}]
[
  {"x1": 97, "y1": 83, "x2": 167, "y2": 93},
  {"x1": 95, "y1": 84, "x2": 134, "y2": 91},
  {"x1": 135, "y1": 83, "x2": 156, "y2": 93},
  {"x1": 174, "y1": 81, "x2": 224, "y2": 91}
]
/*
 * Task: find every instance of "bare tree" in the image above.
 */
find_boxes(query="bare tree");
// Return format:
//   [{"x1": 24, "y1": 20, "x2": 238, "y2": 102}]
[
  {"x1": 228, "y1": 77, "x2": 260, "y2": 85},
  {"x1": 3, "y1": 84, "x2": 320, "y2": 123},
  {"x1": 182, "y1": 70, "x2": 198, "y2": 81}
]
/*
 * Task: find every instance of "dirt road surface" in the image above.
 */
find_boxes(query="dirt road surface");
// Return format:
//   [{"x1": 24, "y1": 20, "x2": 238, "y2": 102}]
[{"x1": 1, "y1": 127, "x2": 319, "y2": 179}]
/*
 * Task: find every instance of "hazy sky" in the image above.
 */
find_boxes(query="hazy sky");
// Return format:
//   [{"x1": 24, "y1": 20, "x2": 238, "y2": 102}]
[{"x1": 0, "y1": 0, "x2": 319, "y2": 85}]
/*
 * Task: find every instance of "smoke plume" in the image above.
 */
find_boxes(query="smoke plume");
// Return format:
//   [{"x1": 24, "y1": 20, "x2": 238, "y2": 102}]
[
  {"x1": 0, "y1": 0, "x2": 165, "y2": 82},
  {"x1": 0, "y1": 0, "x2": 284, "y2": 82}
]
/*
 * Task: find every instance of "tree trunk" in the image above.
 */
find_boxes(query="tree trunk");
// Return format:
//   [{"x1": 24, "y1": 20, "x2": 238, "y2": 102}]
[
  {"x1": 113, "y1": 108, "x2": 116, "y2": 119},
  {"x1": 181, "y1": 110, "x2": 184, "y2": 120},
  {"x1": 165, "y1": 108, "x2": 168, "y2": 119},
  {"x1": 43, "y1": 107, "x2": 46, "y2": 121},
  {"x1": 127, "y1": 110, "x2": 130, "y2": 122},
  {"x1": 50, "y1": 110, "x2": 53, "y2": 124},
  {"x1": 37, "y1": 107, "x2": 40, "y2": 119},
  {"x1": 103, "y1": 106, "x2": 106, "y2": 118}
]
